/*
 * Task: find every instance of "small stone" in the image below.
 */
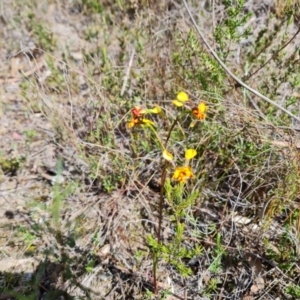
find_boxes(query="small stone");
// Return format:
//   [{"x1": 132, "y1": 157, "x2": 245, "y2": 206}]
[{"x1": 99, "y1": 244, "x2": 110, "y2": 257}]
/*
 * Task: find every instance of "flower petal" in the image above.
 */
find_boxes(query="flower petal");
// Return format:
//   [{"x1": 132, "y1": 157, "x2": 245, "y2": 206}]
[
  {"x1": 199, "y1": 102, "x2": 207, "y2": 113},
  {"x1": 189, "y1": 120, "x2": 197, "y2": 128},
  {"x1": 132, "y1": 106, "x2": 145, "y2": 117},
  {"x1": 185, "y1": 149, "x2": 197, "y2": 160},
  {"x1": 172, "y1": 166, "x2": 194, "y2": 183},
  {"x1": 141, "y1": 118, "x2": 154, "y2": 126},
  {"x1": 172, "y1": 100, "x2": 184, "y2": 107},
  {"x1": 128, "y1": 119, "x2": 136, "y2": 128},
  {"x1": 185, "y1": 166, "x2": 194, "y2": 178},
  {"x1": 192, "y1": 105, "x2": 206, "y2": 120},
  {"x1": 150, "y1": 106, "x2": 162, "y2": 114},
  {"x1": 163, "y1": 149, "x2": 173, "y2": 161},
  {"x1": 172, "y1": 168, "x2": 181, "y2": 180},
  {"x1": 177, "y1": 91, "x2": 189, "y2": 102}
]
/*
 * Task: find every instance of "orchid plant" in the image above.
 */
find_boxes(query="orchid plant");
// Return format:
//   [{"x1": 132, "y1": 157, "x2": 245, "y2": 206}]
[{"x1": 127, "y1": 91, "x2": 207, "y2": 294}]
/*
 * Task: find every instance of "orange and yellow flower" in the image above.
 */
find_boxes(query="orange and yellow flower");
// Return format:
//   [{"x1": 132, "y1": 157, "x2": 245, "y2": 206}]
[
  {"x1": 128, "y1": 117, "x2": 139, "y2": 128},
  {"x1": 192, "y1": 102, "x2": 207, "y2": 120},
  {"x1": 131, "y1": 106, "x2": 146, "y2": 118},
  {"x1": 128, "y1": 117, "x2": 154, "y2": 128},
  {"x1": 172, "y1": 166, "x2": 194, "y2": 183},
  {"x1": 128, "y1": 105, "x2": 161, "y2": 128}
]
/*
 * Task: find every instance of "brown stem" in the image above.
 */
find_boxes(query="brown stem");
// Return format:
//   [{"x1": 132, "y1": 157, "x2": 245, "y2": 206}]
[
  {"x1": 153, "y1": 251, "x2": 158, "y2": 295},
  {"x1": 154, "y1": 117, "x2": 179, "y2": 294},
  {"x1": 157, "y1": 165, "x2": 168, "y2": 245},
  {"x1": 165, "y1": 118, "x2": 178, "y2": 148},
  {"x1": 153, "y1": 164, "x2": 168, "y2": 295}
]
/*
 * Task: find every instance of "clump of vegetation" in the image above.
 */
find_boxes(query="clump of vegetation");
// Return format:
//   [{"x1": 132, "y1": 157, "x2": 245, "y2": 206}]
[
  {"x1": 1, "y1": 0, "x2": 300, "y2": 299},
  {"x1": 0, "y1": 155, "x2": 25, "y2": 176}
]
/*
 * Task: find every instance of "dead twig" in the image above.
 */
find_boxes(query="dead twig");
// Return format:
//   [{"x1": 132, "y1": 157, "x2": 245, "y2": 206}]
[
  {"x1": 121, "y1": 48, "x2": 135, "y2": 96},
  {"x1": 0, "y1": 58, "x2": 45, "y2": 84}
]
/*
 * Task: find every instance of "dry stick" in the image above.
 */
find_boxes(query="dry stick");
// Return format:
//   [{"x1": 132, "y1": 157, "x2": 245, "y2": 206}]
[
  {"x1": 0, "y1": 58, "x2": 45, "y2": 83},
  {"x1": 121, "y1": 48, "x2": 135, "y2": 96},
  {"x1": 246, "y1": 91, "x2": 267, "y2": 120},
  {"x1": 182, "y1": 0, "x2": 300, "y2": 124}
]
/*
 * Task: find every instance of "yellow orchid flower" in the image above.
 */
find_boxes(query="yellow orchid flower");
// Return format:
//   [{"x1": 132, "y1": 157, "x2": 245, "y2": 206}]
[
  {"x1": 172, "y1": 91, "x2": 189, "y2": 107},
  {"x1": 172, "y1": 166, "x2": 194, "y2": 183},
  {"x1": 192, "y1": 102, "x2": 207, "y2": 120},
  {"x1": 127, "y1": 117, "x2": 154, "y2": 128},
  {"x1": 128, "y1": 105, "x2": 159, "y2": 128}
]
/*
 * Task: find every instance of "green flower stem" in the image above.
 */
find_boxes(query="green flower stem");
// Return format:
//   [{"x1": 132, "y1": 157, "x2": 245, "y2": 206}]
[{"x1": 147, "y1": 123, "x2": 165, "y2": 150}]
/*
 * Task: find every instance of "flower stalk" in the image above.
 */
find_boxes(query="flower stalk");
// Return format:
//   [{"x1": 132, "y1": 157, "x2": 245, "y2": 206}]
[{"x1": 127, "y1": 91, "x2": 207, "y2": 294}]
